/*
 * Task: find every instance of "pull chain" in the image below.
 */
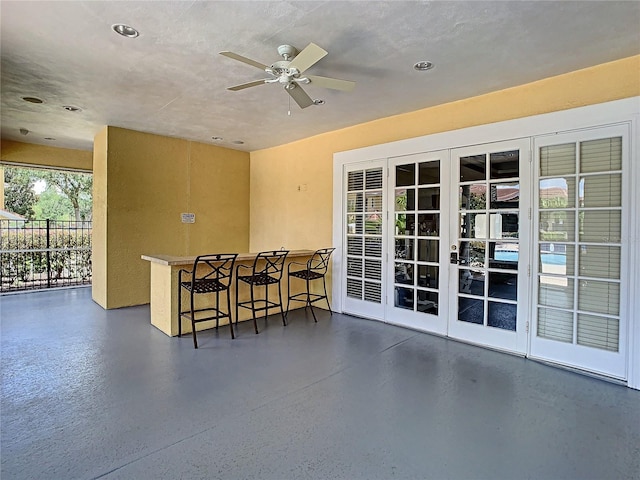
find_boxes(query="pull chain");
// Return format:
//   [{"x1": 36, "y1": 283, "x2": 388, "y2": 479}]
[{"x1": 288, "y1": 94, "x2": 291, "y2": 116}]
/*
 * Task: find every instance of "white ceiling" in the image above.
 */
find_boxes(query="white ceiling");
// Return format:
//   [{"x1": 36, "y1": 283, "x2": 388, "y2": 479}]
[{"x1": 1, "y1": 1, "x2": 639, "y2": 153}]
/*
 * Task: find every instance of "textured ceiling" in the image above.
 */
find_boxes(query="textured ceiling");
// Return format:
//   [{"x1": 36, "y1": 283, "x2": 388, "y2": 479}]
[{"x1": 1, "y1": 1, "x2": 639, "y2": 153}]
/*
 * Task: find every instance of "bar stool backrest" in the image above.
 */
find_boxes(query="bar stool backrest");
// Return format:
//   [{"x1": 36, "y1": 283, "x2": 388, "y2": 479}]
[
  {"x1": 308, "y1": 247, "x2": 335, "y2": 274},
  {"x1": 189, "y1": 253, "x2": 237, "y2": 289},
  {"x1": 251, "y1": 250, "x2": 289, "y2": 280}
]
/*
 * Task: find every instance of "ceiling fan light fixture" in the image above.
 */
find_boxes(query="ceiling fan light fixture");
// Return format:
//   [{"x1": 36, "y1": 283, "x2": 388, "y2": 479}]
[
  {"x1": 112, "y1": 24, "x2": 139, "y2": 38},
  {"x1": 414, "y1": 61, "x2": 434, "y2": 71}
]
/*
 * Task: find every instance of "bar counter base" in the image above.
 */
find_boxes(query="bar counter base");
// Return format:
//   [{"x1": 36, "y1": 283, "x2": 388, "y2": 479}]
[{"x1": 142, "y1": 250, "x2": 317, "y2": 336}]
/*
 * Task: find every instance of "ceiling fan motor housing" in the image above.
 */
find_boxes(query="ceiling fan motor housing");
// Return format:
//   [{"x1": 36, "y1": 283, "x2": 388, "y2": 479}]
[{"x1": 277, "y1": 44, "x2": 297, "y2": 60}]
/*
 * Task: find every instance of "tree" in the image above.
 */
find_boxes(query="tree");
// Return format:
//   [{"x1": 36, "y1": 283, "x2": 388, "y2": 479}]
[
  {"x1": 33, "y1": 186, "x2": 73, "y2": 220},
  {"x1": 3, "y1": 167, "x2": 37, "y2": 219},
  {"x1": 34, "y1": 171, "x2": 92, "y2": 222}
]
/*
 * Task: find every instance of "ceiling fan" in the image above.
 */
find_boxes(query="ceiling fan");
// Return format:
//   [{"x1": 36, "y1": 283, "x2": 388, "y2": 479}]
[{"x1": 219, "y1": 43, "x2": 355, "y2": 109}]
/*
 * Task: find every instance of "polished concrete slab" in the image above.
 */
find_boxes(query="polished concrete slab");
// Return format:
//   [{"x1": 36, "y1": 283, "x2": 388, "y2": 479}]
[{"x1": 1, "y1": 287, "x2": 639, "y2": 480}]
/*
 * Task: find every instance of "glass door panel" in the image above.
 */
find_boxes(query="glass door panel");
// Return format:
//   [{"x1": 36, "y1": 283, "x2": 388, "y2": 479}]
[
  {"x1": 342, "y1": 161, "x2": 386, "y2": 320},
  {"x1": 531, "y1": 126, "x2": 628, "y2": 379},
  {"x1": 386, "y1": 151, "x2": 449, "y2": 335},
  {"x1": 448, "y1": 139, "x2": 530, "y2": 354}
]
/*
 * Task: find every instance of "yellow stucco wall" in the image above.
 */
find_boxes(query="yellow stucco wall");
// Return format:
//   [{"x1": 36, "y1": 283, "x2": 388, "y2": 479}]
[
  {"x1": 92, "y1": 127, "x2": 108, "y2": 307},
  {"x1": 249, "y1": 55, "x2": 640, "y2": 252},
  {"x1": 0, "y1": 140, "x2": 92, "y2": 171},
  {"x1": 92, "y1": 127, "x2": 250, "y2": 309}
]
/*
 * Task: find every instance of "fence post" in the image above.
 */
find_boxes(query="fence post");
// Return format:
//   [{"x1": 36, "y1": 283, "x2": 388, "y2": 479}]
[{"x1": 46, "y1": 219, "x2": 51, "y2": 288}]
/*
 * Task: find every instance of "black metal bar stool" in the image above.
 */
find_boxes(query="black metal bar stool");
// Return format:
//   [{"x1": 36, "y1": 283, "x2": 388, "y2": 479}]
[
  {"x1": 286, "y1": 247, "x2": 335, "y2": 322},
  {"x1": 235, "y1": 250, "x2": 289, "y2": 334},
  {"x1": 178, "y1": 253, "x2": 238, "y2": 348}
]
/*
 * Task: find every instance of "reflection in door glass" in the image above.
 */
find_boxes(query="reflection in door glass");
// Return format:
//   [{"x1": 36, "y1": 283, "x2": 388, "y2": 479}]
[
  {"x1": 419, "y1": 161, "x2": 440, "y2": 185},
  {"x1": 418, "y1": 187, "x2": 440, "y2": 210},
  {"x1": 418, "y1": 214, "x2": 439, "y2": 236},
  {"x1": 395, "y1": 238, "x2": 414, "y2": 260},
  {"x1": 460, "y1": 154, "x2": 486, "y2": 182},
  {"x1": 396, "y1": 164, "x2": 415, "y2": 186},
  {"x1": 417, "y1": 239, "x2": 439, "y2": 262},
  {"x1": 487, "y1": 302, "x2": 516, "y2": 330},
  {"x1": 488, "y1": 272, "x2": 517, "y2": 300},
  {"x1": 395, "y1": 213, "x2": 415, "y2": 235},
  {"x1": 490, "y1": 242, "x2": 518, "y2": 270},
  {"x1": 490, "y1": 182, "x2": 519, "y2": 209},
  {"x1": 395, "y1": 286, "x2": 414, "y2": 310},
  {"x1": 490, "y1": 150, "x2": 519, "y2": 179},
  {"x1": 458, "y1": 241, "x2": 485, "y2": 267},
  {"x1": 539, "y1": 178, "x2": 575, "y2": 208},
  {"x1": 417, "y1": 290, "x2": 438, "y2": 314},
  {"x1": 395, "y1": 188, "x2": 415, "y2": 211},
  {"x1": 395, "y1": 263, "x2": 414, "y2": 285},
  {"x1": 459, "y1": 184, "x2": 487, "y2": 210},
  {"x1": 459, "y1": 269, "x2": 485, "y2": 296},
  {"x1": 417, "y1": 265, "x2": 438, "y2": 288},
  {"x1": 458, "y1": 297, "x2": 483, "y2": 324}
]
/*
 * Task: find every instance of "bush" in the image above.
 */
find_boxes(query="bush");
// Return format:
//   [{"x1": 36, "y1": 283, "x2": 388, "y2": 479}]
[{"x1": 0, "y1": 221, "x2": 92, "y2": 291}]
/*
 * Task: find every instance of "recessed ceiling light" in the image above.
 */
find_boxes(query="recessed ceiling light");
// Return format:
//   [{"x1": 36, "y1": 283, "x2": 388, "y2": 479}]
[
  {"x1": 313, "y1": 99, "x2": 325, "y2": 105},
  {"x1": 44, "y1": 137, "x2": 56, "y2": 141},
  {"x1": 414, "y1": 61, "x2": 434, "y2": 71},
  {"x1": 112, "y1": 24, "x2": 139, "y2": 38},
  {"x1": 22, "y1": 96, "x2": 44, "y2": 104},
  {"x1": 63, "y1": 105, "x2": 82, "y2": 112},
  {"x1": 19, "y1": 128, "x2": 29, "y2": 135},
  {"x1": 231, "y1": 140, "x2": 244, "y2": 145},
  {"x1": 211, "y1": 136, "x2": 223, "y2": 141}
]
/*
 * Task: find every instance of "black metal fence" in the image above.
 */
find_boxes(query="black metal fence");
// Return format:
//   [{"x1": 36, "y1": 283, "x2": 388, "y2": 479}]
[{"x1": 0, "y1": 220, "x2": 92, "y2": 293}]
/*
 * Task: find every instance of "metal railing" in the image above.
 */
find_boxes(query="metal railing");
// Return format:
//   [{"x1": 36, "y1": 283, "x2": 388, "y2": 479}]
[{"x1": 0, "y1": 219, "x2": 92, "y2": 293}]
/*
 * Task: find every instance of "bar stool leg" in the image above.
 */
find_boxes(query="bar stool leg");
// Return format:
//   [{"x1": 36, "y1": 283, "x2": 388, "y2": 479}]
[
  {"x1": 177, "y1": 281, "x2": 182, "y2": 338},
  {"x1": 191, "y1": 291, "x2": 198, "y2": 349},
  {"x1": 227, "y1": 287, "x2": 235, "y2": 339},
  {"x1": 278, "y1": 281, "x2": 287, "y2": 326},
  {"x1": 323, "y1": 276, "x2": 332, "y2": 315},
  {"x1": 251, "y1": 283, "x2": 259, "y2": 334}
]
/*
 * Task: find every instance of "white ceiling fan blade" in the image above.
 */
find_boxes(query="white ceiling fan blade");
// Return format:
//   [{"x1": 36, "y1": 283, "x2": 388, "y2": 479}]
[
  {"x1": 288, "y1": 43, "x2": 328, "y2": 74},
  {"x1": 286, "y1": 84, "x2": 314, "y2": 109},
  {"x1": 305, "y1": 75, "x2": 356, "y2": 92},
  {"x1": 219, "y1": 51, "x2": 268, "y2": 70},
  {"x1": 227, "y1": 79, "x2": 269, "y2": 91}
]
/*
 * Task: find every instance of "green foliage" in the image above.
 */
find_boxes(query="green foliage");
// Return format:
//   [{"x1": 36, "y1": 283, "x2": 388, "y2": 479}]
[
  {"x1": 0, "y1": 222, "x2": 92, "y2": 290},
  {"x1": 3, "y1": 167, "x2": 37, "y2": 219},
  {"x1": 33, "y1": 187, "x2": 74, "y2": 220},
  {"x1": 34, "y1": 170, "x2": 92, "y2": 222},
  {"x1": 3, "y1": 166, "x2": 92, "y2": 222}
]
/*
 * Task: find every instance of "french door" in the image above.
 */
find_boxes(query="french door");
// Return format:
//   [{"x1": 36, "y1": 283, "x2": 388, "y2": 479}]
[
  {"x1": 341, "y1": 160, "x2": 386, "y2": 320},
  {"x1": 530, "y1": 125, "x2": 629, "y2": 379},
  {"x1": 447, "y1": 139, "x2": 531, "y2": 354},
  {"x1": 340, "y1": 127, "x2": 629, "y2": 378},
  {"x1": 385, "y1": 151, "x2": 450, "y2": 335}
]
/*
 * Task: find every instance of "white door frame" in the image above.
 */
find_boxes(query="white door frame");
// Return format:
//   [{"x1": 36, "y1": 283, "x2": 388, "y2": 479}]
[{"x1": 332, "y1": 97, "x2": 639, "y2": 389}]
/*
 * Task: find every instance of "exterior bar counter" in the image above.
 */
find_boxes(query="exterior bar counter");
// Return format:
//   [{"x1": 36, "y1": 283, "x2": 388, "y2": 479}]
[{"x1": 142, "y1": 250, "x2": 314, "y2": 336}]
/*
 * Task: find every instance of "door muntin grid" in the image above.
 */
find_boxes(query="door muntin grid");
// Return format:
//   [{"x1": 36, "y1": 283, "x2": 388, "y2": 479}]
[
  {"x1": 536, "y1": 137, "x2": 623, "y2": 352},
  {"x1": 458, "y1": 150, "x2": 520, "y2": 330},
  {"x1": 346, "y1": 167, "x2": 383, "y2": 303},
  {"x1": 394, "y1": 160, "x2": 441, "y2": 315}
]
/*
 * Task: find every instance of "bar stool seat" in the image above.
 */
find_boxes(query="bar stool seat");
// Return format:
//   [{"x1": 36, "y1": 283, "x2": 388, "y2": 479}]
[
  {"x1": 178, "y1": 253, "x2": 238, "y2": 348},
  {"x1": 236, "y1": 250, "x2": 289, "y2": 334},
  {"x1": 286, "y1": 247, "x2": 335, "y2": 322}
]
